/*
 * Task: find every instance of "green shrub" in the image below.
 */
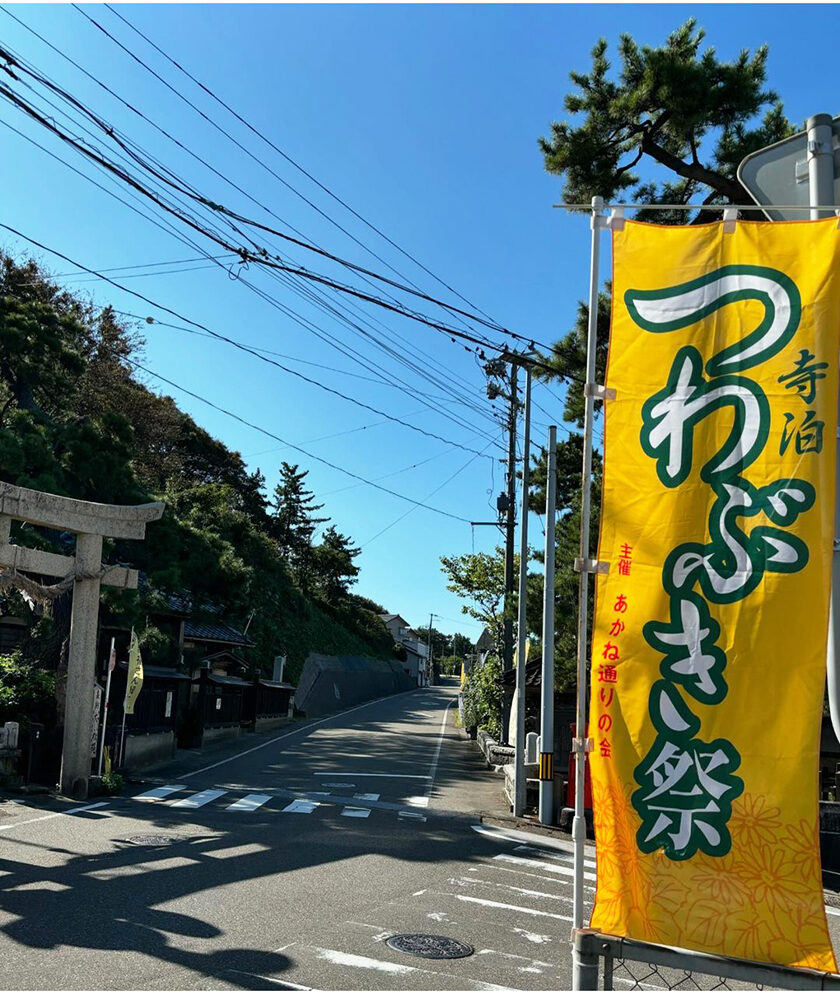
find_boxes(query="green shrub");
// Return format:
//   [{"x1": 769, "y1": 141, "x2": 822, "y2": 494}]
[
  {"x1": 461, "y1": 654, "x2": 502, "y2": 740},
  {"x1": 100, "y1": 771, "x2": 123, "y2": 795},
  {"x1": 0, "y1": 652, "x2": 56, "y2": 727}
]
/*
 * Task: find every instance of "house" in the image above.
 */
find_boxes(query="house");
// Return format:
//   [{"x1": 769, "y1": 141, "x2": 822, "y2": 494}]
[{"x1": 380, "y1": 612, "x2": 429, "y2": 686}]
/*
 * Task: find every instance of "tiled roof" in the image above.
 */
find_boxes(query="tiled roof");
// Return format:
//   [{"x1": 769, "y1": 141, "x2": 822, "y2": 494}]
[{"x1": 184, "y1": 620, "x2": 253, "y2": 647}]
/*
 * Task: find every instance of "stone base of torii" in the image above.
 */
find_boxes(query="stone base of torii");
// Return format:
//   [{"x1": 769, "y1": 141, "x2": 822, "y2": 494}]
[{"x1": 0, "y1": 482, "x2": 163, "y2": 799}]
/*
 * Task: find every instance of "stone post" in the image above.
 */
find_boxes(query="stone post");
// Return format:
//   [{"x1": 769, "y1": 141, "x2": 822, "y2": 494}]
[{"x1": 59, "y1": 532, "x2": 103, "y2": 799}]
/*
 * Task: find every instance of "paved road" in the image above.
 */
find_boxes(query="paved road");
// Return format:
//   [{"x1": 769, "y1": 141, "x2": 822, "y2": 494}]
[
  {"x1": 0, "y1": 683, "x2": 596, "y2": 991},
  {"x1": 5, "y1": 683, "x2": 839, "y2": 990}
]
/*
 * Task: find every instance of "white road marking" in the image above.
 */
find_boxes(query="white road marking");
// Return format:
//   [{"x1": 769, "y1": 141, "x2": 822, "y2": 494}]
[
  {"x1": 282, "y1": 799, "x2": 321, "y2": 814},
  {"x1": 456, "y1": 894, "x2": 573, "y2": 922},
  {"x1": 182, "y1": 694, "x2": 424, "y2": 778},
  {"x1": 0, "y1": 801, "x2": 108, "y2": 833},
  {"x1": 225, "y1": 971, "x2": 317, "y2": 991},
  {"x1": 424, "y1": 700, "x2": 453, "y2": 806},
  {"x1": 485, "y1": 861, "x2": 595, "y2": 891},
  {"x1": 353, "y1": 793, "x2": 379, "y2": 802},
  {"x1": 405, "y1": 795, "x2": 430, "y2": 807},
  {"x1": 320, "y1": 773, "x2": 431, "y2": 779},
  {"x1": 226, "y1": 794, "x2": 271, "y2": 812},
  {"x1": 449, "y1": 875, "x2": 573, "y2": 904},
  {"x1": 493, "y1": 853, "x2": 597, "y2": 882},
  {"x1": 171, "y1": 789, "x2": 228, "y2": 809},
  {"x1": 341, "y1": 807, "x2": 371, "y2": 818},
  {"x1": 133, "y1": 785, "x2": 185, "y2": 801},
  {"x1": 399, "y1": 811, "x2": 427, "y2": 821},
  {"x1": 513, "y1": 927, "x2": 552, "y2": 945},
  {"x1": 313, "y1": 948, "x2": 416, "y2": 975},
  {"x1": 471, "y1": 823, "x2": 587, "y2": 855},
  {"x1": 516, "y1": 844, "x2": 597, "y2": 869},
  {"x1": 322, "y1": 782, "x2": 356, "y2": 788},
  {"x1": 476, "y1": 948, "x2": 553, "y2": 971}
]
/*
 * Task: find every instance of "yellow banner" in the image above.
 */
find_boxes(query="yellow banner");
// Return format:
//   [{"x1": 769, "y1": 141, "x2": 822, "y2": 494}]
[
  {"x1": 124, "y1": 628, "x2": 144, "y2": 716},
  {"x1": 590, "y1": 218, "x2": 840, "y2": 970}
]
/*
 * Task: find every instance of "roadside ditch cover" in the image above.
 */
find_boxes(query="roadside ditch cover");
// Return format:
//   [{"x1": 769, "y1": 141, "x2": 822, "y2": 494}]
[{"x1": 386, "y1": 934, "x2": 474, "y2": 959}]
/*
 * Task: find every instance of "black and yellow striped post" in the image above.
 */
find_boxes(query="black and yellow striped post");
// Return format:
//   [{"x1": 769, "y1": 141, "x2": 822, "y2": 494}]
[{"x1": 538, "y1": 751, "x2": 554, "y2": 782}]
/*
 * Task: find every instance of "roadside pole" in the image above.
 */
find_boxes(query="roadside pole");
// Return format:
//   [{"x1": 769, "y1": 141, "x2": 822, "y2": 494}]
[
  {"x1": 427, "y1": 612, "x2": 435, "y2": 686},
  {"x1": 804, "y1": 115, "x2": 840, "y2": 748},
  {"x1": 571, "y1": 196, "x2": 604, "y2": 992},
  {"x1": 539, "y1": 425, "x2": 557, "y2": 824},
  {"x1": 96, "y1": 636, "x2": 115, "y2": 777},
  {"x1": 502, "y1": 362, "x2": 519, "y2": 740},
  {"x1": 513, "y1": 365, "x2": 532, "y2": 817}
]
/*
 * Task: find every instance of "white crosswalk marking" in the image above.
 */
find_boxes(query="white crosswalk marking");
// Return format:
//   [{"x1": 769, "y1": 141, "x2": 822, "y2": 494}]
[
  {"x1": 405, "y1": 795, "x2": 429, "y2": 808},
  {"x1": 341, "y1": 807, "x2": 371, "y2": 818},
  {"x1": 398, "y1": 810, "x2": 426, "y2": 822},
  {"x1": 226, "y1": 794, "x2": 271, "y2": 812},
  {"x1": 133, "y1": 785, "x2": 185, "y2": 801},
  {"x1": 282, "y1": 799, "x2": 321, "y2": 814},
  {"x1": 493, "y1": 852, "x2": 597, "y2": 882},
  {"x1": 171, "y1": 789, "x2": 228, "y2": 809},
  {"x1": 352, "y1": 793, "x2": 379, "y2": 802}
]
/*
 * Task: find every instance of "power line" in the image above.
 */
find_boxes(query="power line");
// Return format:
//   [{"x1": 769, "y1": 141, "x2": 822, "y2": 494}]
[
  {"x1": 0, "y1": 107, "x2": 500, "y2": 440},
  {"x1": 69, "y1": 4, "x2": 531, "y2": 348},
  {"x1": 0, "y1": 221, "x2": 495, "y2": 459},
  {"x1": 361, "y1": 438, "x2": 496, "y2": 547},
  {"x1": 103, "y1": 2, "x2": 504, "y2": 326},
  {"x1": 0, "y1": 28, "x2": 551, "y2": 355},
  {"x1": 125, "y1": 357, "x2": 472, "y2": 524}
]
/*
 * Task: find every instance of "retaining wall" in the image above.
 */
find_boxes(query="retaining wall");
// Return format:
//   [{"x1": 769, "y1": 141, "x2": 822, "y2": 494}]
[{"x1": 295, "y1": 654, "x2": 414, "y2": 718}]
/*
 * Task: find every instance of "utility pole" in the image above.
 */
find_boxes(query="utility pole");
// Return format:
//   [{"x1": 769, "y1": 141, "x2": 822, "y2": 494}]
[
  {"x1": 502, "y1": 361, "x2": 518, "y2": 741},
  {"x1": 539, "y1": 425, "x2": 557, "y2": 824},
  {"x1": 427, "y1": 612, "x2": 435, "y2": 687},
  {"x1": 513, "y1": 365, "x2": 532, "y2": 817}
]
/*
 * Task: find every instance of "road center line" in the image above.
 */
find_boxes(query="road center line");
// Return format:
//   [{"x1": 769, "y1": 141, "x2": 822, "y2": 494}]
[{"x1": 0, "y1": 801, "x2": 108, "y2": 833}]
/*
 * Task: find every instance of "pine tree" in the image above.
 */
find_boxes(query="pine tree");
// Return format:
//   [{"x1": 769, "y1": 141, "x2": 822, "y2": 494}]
[
  {"x1": 312, "y1": 525, "x2": 360, "y2": 601},
  {"x1": 271, "y1": 463, "x2": 329, "y2": 590}
]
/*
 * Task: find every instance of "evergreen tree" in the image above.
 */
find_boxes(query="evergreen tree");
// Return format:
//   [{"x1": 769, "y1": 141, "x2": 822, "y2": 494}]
[
  {"x1": 312, "y1": 525, "x2": 360, "y2": 601},
  {"x1": 271, "y1": 463, "x2": 329, "y2": 590}
]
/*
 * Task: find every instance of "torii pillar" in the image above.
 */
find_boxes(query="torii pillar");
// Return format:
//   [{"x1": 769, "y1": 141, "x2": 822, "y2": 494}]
[{"x1": 0, "y1": 482, "x2": 164, "y2": 799}]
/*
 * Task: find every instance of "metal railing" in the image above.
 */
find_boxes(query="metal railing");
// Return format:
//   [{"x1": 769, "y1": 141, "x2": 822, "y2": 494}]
[{"x1": 574, "y1": 930, "x2": 840, "y2": 991}]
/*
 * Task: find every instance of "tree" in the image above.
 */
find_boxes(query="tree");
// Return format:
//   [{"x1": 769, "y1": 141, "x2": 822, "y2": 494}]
[
  {"x1": 528, "y1": 20, "x2": 796, "y2": 689},
  {"x1": 539, "y1": 20, "x2": 795, "y2": 223},
  {"x1": 451, "y1": 632, "x2": 473, "y2": 658},
  {"x1": 440, "y1": 549, "x2": 511, "y2": 649},
  {"x1": 312, "y1": 525, "x2": 360, "y2": 601},
  {"x1": 270, "y1": 463, "x2": 329, "y2": 591}
]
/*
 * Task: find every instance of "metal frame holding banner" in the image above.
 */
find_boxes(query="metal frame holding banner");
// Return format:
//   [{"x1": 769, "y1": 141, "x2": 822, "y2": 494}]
[
  {"x1": 568, "y1": 199, "x2": 840, "y2": 989},
  {"x1": 574, "y1": 930, "x2": 840, "y2": 991}
]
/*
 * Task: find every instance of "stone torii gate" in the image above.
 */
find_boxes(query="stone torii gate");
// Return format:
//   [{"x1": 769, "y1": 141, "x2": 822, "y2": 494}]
[{"x1": 0, "y1": 481, "x2": 163, "y2": 798}]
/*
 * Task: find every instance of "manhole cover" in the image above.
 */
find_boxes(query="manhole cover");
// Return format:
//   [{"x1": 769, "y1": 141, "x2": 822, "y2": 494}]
[
  {"x1": 386, "y1": 934, "x2": 473, "y2": 959},
  {"x1": 120, "y1": 834, "x2": 180, "y2": 847}
]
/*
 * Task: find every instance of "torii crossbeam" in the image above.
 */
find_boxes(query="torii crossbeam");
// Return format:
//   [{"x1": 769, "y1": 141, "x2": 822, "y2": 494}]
[{"x1": 0, "y1": 482, "x2": 164, "y2": 798}]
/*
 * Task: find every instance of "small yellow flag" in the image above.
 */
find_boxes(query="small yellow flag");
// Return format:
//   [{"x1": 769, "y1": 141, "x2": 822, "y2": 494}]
[
  {"x1": 124, "y1": 628, "x2": 144, "y2": 716},
  {"x1": 104, "y1": 746, "x2": 111, "y2": 776}
]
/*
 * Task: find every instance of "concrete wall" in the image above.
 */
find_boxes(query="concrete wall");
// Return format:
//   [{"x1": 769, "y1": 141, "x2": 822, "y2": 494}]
[
  {"x1": 201, "y1": 725, "x2": 241, "y2": 746},
  {"x1": 295, "y1": 654, "x2": 414, "y2": 718},
  {"x1": 254, "y1": 715, "x2": 291, "y2": 732},
  {"x1": 124, "y1": 731, "x2": 176, "y2": 771}
]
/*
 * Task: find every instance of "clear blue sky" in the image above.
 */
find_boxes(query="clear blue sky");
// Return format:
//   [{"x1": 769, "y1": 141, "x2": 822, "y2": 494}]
[{"x1": 0, "y1": 4, "x2": 835, "y2": 638}]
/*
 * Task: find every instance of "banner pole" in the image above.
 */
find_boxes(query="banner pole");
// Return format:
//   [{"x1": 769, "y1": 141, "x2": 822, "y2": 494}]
[
  {"x1": 96, "y1": 637, "x2": 115, "y2": 778},
  {"x1": 572, "y1": 196, "x2": 604, "y2": 963},
  {"x1": 804, "y1": 114, "x2": 840, "y2": 753}
]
